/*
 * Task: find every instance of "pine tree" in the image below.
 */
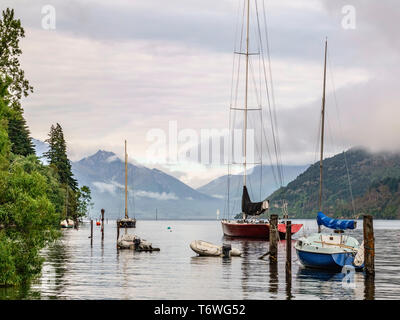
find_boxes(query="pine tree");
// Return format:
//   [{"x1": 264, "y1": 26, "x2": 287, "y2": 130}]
[
  {"x1": 44, "y1": 123, "x2": 78, "y2": 191},
  {"x1": 7, "y1": 105, "x2": 35, "y2": 156},
  {"x1": 0, "y1": 8, "x2": 34, "y2": 156}
]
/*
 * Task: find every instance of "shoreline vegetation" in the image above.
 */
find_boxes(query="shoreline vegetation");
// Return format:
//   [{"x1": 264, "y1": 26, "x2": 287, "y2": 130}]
[{"x1": 0, "y1": 9, "x2": 91, "y2": 287}]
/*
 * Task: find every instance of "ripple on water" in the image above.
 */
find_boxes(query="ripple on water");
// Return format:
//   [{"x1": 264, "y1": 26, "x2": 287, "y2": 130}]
[{"x1": 1, "y1": 220, "x2": 399, "y2": 299}]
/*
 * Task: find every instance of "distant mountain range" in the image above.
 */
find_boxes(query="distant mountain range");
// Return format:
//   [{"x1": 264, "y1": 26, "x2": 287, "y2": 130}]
[
  {"x1": 33, "y1": 139, "x2": 222, "y2": 218},
  {"x1": 71, "y1": 150, "x2": 224, "y2": 219},
  {"x1": 33, "y1": 139, "x2": 400, "y2": 219},
  {"x1": 267, "y1": 148, "x2": 400, "y2": 219},
  {"x1": 197, "y1": 164, "x2": 308, "y2": 200},
  {"x1": 32, "y1": 138, "x2": 306, "y2": 219}
]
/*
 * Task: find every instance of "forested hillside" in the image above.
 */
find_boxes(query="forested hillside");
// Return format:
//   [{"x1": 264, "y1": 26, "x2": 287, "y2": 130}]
[{"x1": 266, "y1": 148, "x2": 400, "y2": 219}]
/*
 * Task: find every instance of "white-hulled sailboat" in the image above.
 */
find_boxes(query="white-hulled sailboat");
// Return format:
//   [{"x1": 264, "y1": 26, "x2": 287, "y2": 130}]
[
  {"x1": 117, "y1": 140, "x2": 136, "y2": 228},
  {"x1": 294, "y1": 40, "x2": 364, "y2": 271}
]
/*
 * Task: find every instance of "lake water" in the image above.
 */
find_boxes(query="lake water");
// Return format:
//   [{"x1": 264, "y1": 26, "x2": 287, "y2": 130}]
[{"x1": 1, "y1": 219, "x2": 399, "y2": 300}]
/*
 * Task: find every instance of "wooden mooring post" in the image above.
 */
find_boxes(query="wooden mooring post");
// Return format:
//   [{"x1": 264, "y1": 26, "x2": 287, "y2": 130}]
[
  {"x1": 363, "y1": 215, "x2": 375, "y2": 276},
  {"x1": 269, "y1": 214, "x2": 278, "y2": 263},
  {"x1": 90, "y1": 219, "x2": 93, "y2": 246},
  {"x1": 286, "y1": 220, "x2": 292, "y2": 277},
  {"x1": 116, "y1": 221, "x2": 120, "y2": 248},
  {"x1": 101, "y1": 209, "x2": 105, "y2": 241}
]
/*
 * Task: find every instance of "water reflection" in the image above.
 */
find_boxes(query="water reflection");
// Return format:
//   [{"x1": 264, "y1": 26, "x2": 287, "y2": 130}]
[
  {"x1": 44, "y1": 238, "x2": 69, "y2": 296},
  {"x1": 225, "y1": 237, "x2": 272, "y2": 299},
  {"x1": 297, "y1": 267, "x2": 342, "y2": 282},
  {"x1": 364, "y1": 275, "x2": 375, "y2": 300},
  {"x1": 269, "y1": 261, "x2": 278, "y2": 296},
  {"x1": 285, "y1": 276, "x2": 293, "y2": 300},
  {"x1": 0, "y1": 220, "x2": 399, "y2": 299}
]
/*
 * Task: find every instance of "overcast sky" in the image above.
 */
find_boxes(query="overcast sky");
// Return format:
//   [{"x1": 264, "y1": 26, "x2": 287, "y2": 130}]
[{"x1": 1, "y1": 0, "x2": 399, "y2": 188}]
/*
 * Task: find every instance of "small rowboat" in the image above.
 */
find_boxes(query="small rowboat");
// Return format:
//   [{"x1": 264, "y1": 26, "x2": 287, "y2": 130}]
[{"x1": 190, "y1": 240, "x2": 241, "y2": 257}]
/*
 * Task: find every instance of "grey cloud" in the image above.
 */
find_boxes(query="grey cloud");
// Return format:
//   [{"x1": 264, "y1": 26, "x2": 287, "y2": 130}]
[{"x1": 2, "y1": 0, "x2": 399, "y2": 187}]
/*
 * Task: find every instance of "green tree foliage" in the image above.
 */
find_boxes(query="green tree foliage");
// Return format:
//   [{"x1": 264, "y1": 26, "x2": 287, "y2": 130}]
[
  {"x1": 43, "y1": 123, "x2": 92, "y2": 222},
  {"x1": 0, "y1": 84, "x2": 61, "y2": 286},
  {"x1": 7, "y1": 107, "x2": 35, "y2": 156},
  {"x1": 0, "y1": 8, "x2": 33, "y2": 107},
  {"x1": 0, "y1": 155, "x2": 61, "y2": 286},
  {"x1": 0, "y1": 8, "x2": 34, "y2": 156},
  {"x1": 76, "y1": 186, "x2": 93, "y2": 219},
  {"x1": 0, "y1": 80, "x2": 11, "y2": 169},
  {"x1": 44, "y1": 123, "x2": 78, "y2": 191}
]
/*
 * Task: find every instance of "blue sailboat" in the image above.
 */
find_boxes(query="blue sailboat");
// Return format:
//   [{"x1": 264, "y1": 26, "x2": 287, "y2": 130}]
[
  {"x1": 294, "y1": 40, "x2": 364, "y2": 272},
  {"x1": 295, "y1": 212, "x2": 364, "y2": 271}
]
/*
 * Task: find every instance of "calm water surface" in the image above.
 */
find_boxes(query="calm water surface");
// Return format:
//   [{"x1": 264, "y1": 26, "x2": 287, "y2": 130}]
[{"x1": 1, "y1": 219, "x2": 399, "y2": 300}]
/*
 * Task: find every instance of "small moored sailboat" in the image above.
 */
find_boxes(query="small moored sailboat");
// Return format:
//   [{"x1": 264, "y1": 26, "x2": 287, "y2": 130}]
[
  {"x1": 295, "y1": 212, "x2": 364, "y2": 270},
  {"x1": 117, "y1": 140, "x2": 136, "y2": 228},
  {"x1": 294, "y1": 39, "x2": 363, "y2": 271}
]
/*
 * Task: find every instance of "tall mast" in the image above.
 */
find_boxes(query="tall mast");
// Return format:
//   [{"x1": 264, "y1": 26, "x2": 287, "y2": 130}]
[
  {"x1": 318, "y1": 39, "x2": 327, "y2": 232},
  {"x1": 243, "y1": 0, "x2": 250, "y2": 186},
  {"x1": 125, "y1": 140, "x2": 128, "y2": 219}
]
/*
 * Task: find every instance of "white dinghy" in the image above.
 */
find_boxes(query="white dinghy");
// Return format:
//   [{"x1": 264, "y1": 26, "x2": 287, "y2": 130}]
[
  {"x1": 117, "y1": 234, "x2": 160, "y2": 251},
  {"x1": 190, "y1": 240, "x2": 241, "y2": 257},
  {"x1": 60, "y1": 219, "x2": 69, "y2": 228}
]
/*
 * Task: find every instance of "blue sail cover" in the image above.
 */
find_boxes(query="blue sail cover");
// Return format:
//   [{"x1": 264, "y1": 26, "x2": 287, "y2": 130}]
[{"x1": 317, "y1": 212, "x2": 356, "y2": 230}]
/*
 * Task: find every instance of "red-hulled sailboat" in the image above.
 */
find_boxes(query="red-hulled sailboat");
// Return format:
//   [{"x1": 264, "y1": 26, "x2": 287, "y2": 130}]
[{"x1": 221, "y1": 0, "x2": 302, "y2": 239}]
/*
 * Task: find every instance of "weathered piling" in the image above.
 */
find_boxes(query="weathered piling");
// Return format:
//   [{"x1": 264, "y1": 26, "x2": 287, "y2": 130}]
[
  {"x1": 101, "y1": 209, "x2": 105, "y2": 241},
  {"x1": 90, "y1": 220, "x2": 93, "y2": 246},
  {"x1": 269, "y1": 214, "x2": 278, "y2": 263},
  {"x1": 286, "y1": 220, "x2": 292, "y2": 276},
  {"x1": 285, "y1": 220, "x2": 292, "y2": 299},
  {"x1": 269, "y1": 261, "x2": 278, "y2": 294},
  {"x1": 364, "y1": 274, "x2": 375, "y2": 300},
  {"x1": 116, "y1": 221, "x2": 120, "y2": 248},
  {"x1": 363, "y1": 215, "x2": 375, "y2": 276}
]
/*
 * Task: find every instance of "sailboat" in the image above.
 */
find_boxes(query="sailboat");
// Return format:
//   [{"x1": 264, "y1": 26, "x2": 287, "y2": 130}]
[
  {"x1": 117, "y1": 140, "x2": 136, "y2": 228},
  {"x1": 294, "y1": 40, "x2": 364, "y2": 271},
  {"x1": 221, "y1": 0, "x2": 302, "y2": 239}
]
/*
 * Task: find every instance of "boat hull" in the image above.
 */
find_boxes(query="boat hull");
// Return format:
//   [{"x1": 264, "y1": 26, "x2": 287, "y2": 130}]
[
  {"x1": 277, "y1": 223, "x2": 303, "y2": 239},
  {"x1": 118, "y1": 219, "x2": 136, "y2": 228},
  {"x1": 221, "y1": 221, "x2": 303, "y2": 239},
  {"x1": 222, "y1": 221, "x2": 270, "y2": 238},
  {"x1": 296, "y1": 249, "x2": 355, "y2": 271}
]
